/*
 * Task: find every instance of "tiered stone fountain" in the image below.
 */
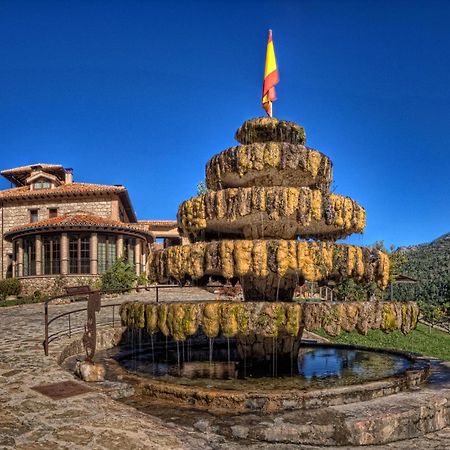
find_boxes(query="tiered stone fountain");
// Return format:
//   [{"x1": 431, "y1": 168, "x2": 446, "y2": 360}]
[{"x1": 121, "y1": 117, "x2": 419, "y2": 362}]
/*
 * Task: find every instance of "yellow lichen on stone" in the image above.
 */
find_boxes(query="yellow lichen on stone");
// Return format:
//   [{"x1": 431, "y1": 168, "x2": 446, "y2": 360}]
[
  {"x1": 347, "y1": 246, "x2": 356, "y2": 276},
  {"x1": 382, "y1": 303, "x2": 398, "y2": 332},
  {"x1": 252, "y1": 240, "x2": 268, "y2": 277},
  {"x1": 158, "y1": 304, "x2": 170, "y2": 336},
  {"x1": 202, "y1": 303, "x2": 220, "y2": 338},
  {"x1": 220, "y1": 304, "x2": 239, "y2": 337},
  {"x1": 321, "y1": 243, "x2": 334, "y2": 276},
  {"x1": 310, "y1": 189, "x2": 322, "y2": 221},
  {"x1": 287, "y1": 241, "x2": 298, "y2": 272},
  {"x1": 286, "y1": 188, "x2": 299, "y2": 216},
  {"x1": 357, "y1": 208, "x2": 366, "y2": 232},
  {"x1": 183, "y1": 304, "x2": 201, "y2": 337},
  {"x1": 215, "y1": 190, "x2": 226, "y2": 219},
  {"x1": 167, "y1": 304, "x2": 187, "y2": 341},
  {"x1": 234, "y1": 240, "x2": 253, "y2": 276},
  {"x1": 252, "y1": 143, "x2": 265, "y2": 171},
  {"x1": 355, "y1": 247, "x2": 365, "y2": 278},
  {"x1": 330, "y1": 195, "x2": 344, "y2": 227},
  {"x1": 145, "y1": 304, "x2": 159, "y2": 334},
  {"x1": 264, "y1": 142, "x2": 281, "y2": 168},
  {"x1": 308, "y1": 151, "x2": 321, "y2": 177},
  {"x1": 379, "y1": 250, "x2": 390, "y2": 288},
  {"x1": 285, "y1": 303, "x2": 302, "y2": 337},
  {"x1": 277, "y1": 240, "x2": 289, "y2": 277},
  {"x1": 298, "y1": 241, "x2": 319, "y2": 280},
  {"x1": 343, "y1": 198, "x2": 354, "y2": 230},
  {"x1": 190, "y1": 242, "x2": 205, "y2": 279},
  {"x1": 219, "y1": 240, "x2": 234, "y2": 279},
  {"x1": 237, "y1": 146, "x2": 252, "y2": 176}
]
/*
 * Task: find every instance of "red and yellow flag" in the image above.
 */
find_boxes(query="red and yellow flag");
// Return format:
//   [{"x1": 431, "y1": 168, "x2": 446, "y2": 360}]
[{"x1": 262, "y1": 29, "x2": 279, "y2": 117}]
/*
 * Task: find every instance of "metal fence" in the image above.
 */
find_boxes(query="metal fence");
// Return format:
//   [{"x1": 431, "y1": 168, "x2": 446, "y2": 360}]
[
  {"x1": 43, "y1": 284, "x2": 190, "y2": 356},
  {"x1": 43, "y1": 283, "x2": 234, "y2": 355}
]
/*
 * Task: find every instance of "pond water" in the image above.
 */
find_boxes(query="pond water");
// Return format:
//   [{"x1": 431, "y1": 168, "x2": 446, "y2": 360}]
[{"x1": 93, "y1": 336, "x2": 412, "y2": 391}]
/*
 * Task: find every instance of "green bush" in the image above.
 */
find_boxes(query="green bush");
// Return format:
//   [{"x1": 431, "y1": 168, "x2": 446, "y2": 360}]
[
  {"x1": 100, "y1": 258, "x2": 137, "y2": 291},
  {"x1": 136, "y1": 272, "x2": 148, "y2": 286},
  {"x1": 0, "y1": 278, "x2": 21, "y2": 300}
]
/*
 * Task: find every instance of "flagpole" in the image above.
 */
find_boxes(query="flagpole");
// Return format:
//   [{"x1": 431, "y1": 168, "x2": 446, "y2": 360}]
[{"x1": 262, "y1": 29, "x2": 279, "y2": 118}]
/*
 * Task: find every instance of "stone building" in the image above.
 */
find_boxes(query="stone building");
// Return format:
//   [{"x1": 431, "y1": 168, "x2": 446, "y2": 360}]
[
  {"x1": 138, "y1": 220, "x2": 186, "y2": 250},
  {"x1": 0, "y1": 163, "x2": 161, "y2": 294}
]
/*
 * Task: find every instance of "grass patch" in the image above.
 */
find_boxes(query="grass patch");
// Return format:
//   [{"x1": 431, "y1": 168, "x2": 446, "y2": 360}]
[
  {"x1": 0, "y1": 294, "x2": 47, "y2": 308},
  {"x1": 316, "y1": 323, "x2": 450, "y2": 361}
]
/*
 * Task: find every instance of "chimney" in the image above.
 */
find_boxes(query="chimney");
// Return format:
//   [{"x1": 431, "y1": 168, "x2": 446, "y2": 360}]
[{"x1": 65, "y1": 168, "x2": 73, "y2": 184}]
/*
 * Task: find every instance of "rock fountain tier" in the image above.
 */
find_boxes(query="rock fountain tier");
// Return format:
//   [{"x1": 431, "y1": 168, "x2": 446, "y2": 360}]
[
  {"x1": 235, "y1": 117, "x2": 307, "y2": 145},
  {"x1": 178, "y1": 186, "x2": 365, "y2": 241},
  {"x1": 151, "y1": 240, "x2": 389, "y2": 301},
  {"x1": 205, "y1": 142, "x2": 332, "y2": 191},
  {"x1": 120, "y1": 301, "x2": 419, "y2": 341}
]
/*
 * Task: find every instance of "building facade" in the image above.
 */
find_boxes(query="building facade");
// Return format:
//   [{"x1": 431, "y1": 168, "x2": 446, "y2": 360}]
[{"x1": 0, "y1": 163, "x2": 173, "y2": 294}]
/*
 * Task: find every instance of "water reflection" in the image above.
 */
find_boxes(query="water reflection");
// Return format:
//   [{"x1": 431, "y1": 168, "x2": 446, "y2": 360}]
[{"x1": 104, "y1": 340, "x2": 411, "y2": 391}]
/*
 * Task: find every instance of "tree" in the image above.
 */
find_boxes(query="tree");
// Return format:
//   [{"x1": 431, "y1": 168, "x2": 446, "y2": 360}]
[{"x1": 197, "y1": 180, "x2": 208, "y2": 195}]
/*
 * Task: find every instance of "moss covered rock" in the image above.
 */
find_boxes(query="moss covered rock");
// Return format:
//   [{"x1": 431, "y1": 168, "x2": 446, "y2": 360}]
[{"x1": 178, "y1": 187, "x2": 366, "y2": 241}]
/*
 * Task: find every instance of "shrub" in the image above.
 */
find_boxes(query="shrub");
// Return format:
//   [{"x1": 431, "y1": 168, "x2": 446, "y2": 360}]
[
  {"x1": 100, "y1": 258, "x2": 137, "y2": 291},
  {"x1": 0, "y1": 278, "x2": 21, "y2": 300},
  {"x1": 136, "y1": 272, "x2": 148, "y2": 286}
]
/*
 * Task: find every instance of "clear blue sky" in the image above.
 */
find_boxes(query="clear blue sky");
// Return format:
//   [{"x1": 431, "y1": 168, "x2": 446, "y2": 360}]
[{"x1": 1, "y1": 0, "x2": 449, "y2": 248}]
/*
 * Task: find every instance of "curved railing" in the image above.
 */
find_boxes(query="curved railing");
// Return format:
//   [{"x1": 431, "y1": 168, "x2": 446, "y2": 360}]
[{"x1": 43, "y1": 283, "x2": 231, "y2": 355}]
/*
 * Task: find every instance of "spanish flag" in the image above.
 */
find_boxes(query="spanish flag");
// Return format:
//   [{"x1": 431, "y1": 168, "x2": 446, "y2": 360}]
[{"x1": 262, "y1": 29, "x2": 279, "y2": 117}]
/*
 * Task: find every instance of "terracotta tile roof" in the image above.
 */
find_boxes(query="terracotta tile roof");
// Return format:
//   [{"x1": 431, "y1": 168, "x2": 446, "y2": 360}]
[
  {"x1": 4, "y1": 214, "x2": 153, "y2": 240},
  {"x1": 1, "y1": 163, "x2": 64, "y2": 175},
  {"x1": 1, "y1": 164, "x2": 68, "y2": 187},
  {"x1": 0, "y1": 182, "x2": 126, "y2": 201}
]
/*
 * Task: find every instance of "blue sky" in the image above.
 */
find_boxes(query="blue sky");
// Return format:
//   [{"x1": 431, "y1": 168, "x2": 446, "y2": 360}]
[{"x1": 1, "y1": 0, "x2": 449, "y2": 248}]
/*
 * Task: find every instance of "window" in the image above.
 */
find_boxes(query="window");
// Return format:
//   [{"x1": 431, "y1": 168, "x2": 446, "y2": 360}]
[
  {"x1": 33, "y1": 181, "x2": 52, "y2": 189},
  {"x1": 123, "y1": 238, "x2": 135, "y2": 266},
  {"x1": 13, "y1": 241, "x2": 19, "y2": 276},
  {"x1": 49, "y1": 208, "x2": 58, "y2": 218},
  {"x1": 23, "y1": 237, "x2": 36, "y2": 276},
  {"x1": 69, "y1": 235, "x2": 90, "y2": 274},
  {"x1": 42, "y1": 235, "x2": 60, "y2": 275},
  {"x1": 30, "y1": 209, "x2": 39, "y2": 223},
  {"x1": 98, "y1": 235, "x2": 117, "y2": 273}
]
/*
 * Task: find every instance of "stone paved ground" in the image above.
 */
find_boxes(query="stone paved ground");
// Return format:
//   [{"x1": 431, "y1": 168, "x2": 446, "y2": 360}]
[{"x1": 0, "y1": 288, "x2": 449, "y2": 450}]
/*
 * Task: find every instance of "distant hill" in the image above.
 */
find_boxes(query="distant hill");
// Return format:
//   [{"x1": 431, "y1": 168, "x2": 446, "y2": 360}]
[{"x1": 396, "y1": 233, "x2": 450, "y2": 305}]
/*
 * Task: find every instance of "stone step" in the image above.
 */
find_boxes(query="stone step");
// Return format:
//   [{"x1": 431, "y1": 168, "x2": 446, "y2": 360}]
[{"x1": 210, "y1": 360, "x2": 450, "y2": 446}]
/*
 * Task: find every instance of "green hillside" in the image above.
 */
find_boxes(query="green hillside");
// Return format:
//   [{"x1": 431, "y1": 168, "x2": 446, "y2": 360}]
[{"x1": 395, "y1": 233, "x2": 450, "y2": 307}]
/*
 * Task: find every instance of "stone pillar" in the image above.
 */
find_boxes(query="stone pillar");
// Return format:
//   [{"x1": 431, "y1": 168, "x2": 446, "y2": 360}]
[
  {"x1": 142, "y1": 242, "x2": 147, "y2": 274},
  {"x1": 61, "y1": 233, "x2": 69, "y2": 275},
  {"x1": 17, "y1": 239, "x2": 24, "y2": 277},
  {"x1": 117, "y1": 235, "x2": 124, "y2": 259},
  {"x1": 90, "y1": 233, "x2": 98, "y2": 275},
  {"x1": 35, "y1": 235, "x2": 42, "y2": 276},
  {"x1": 134, "y1": 240, "x2": 142, "y2": 275}
]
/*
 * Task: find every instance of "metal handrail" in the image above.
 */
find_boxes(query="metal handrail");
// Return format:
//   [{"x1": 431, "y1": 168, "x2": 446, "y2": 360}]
[{"x1": 43, "y1": 283, "x2": 230, "y2": 355}]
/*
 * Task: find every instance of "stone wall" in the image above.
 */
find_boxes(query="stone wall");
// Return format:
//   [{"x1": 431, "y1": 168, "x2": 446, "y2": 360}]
[
  {"x1": 1, "y1": 195, "x2": 117, "y2": 278},
  {"x1": 19, "y1": 274, "x2": 100, "y2": 296}
]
